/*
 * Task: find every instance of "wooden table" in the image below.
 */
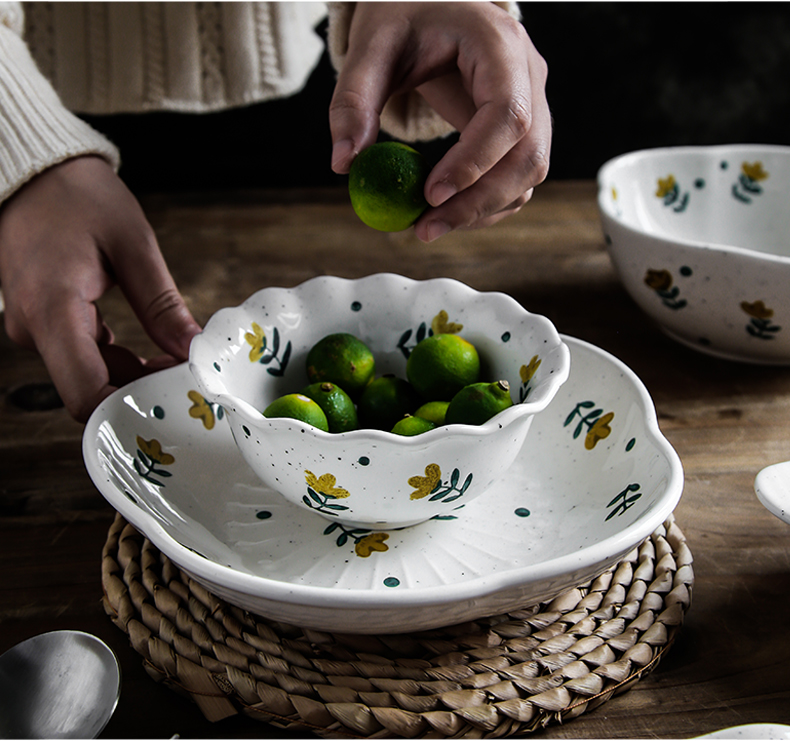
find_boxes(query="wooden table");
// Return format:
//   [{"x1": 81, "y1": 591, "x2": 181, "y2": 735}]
[{"x1": 2, "y1": 181, "x2": 790, "y2": 738}]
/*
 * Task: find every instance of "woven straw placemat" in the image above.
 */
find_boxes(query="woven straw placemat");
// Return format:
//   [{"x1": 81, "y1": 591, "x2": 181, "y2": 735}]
[{"x1": 101, "y1": 514, "x2": 693, "y2": 738}]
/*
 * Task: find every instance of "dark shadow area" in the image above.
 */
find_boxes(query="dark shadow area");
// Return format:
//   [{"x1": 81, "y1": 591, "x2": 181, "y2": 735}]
[{"x1": 79, "y1": 4, "x2": 790, "y2": 195}]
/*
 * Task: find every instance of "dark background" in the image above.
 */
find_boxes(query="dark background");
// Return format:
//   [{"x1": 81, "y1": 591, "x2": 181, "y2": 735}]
[{"x1": 82, "y1": 2, "x2": 790, "y2": 194}]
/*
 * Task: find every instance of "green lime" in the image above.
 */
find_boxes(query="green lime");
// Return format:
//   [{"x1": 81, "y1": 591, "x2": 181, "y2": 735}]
[
  {"x1": 263, "y1": 393, "x2": 329, "y2": 431},
  {"x1": 306, "y1": 333, "x2": 375, "y2": 398},
  {"x1": 357, "y1": 374, "x2": 421, "y2": 431},
  {"x1": 414, "y1": 400, "x2": 450, "y2": 427},
  {"x1": 445, "y1": 380, "x2": 514, "y2": 426},
  {"x1": 300, "y1": 382, "x2": 358, "y2": 433},
  {"x1": 406, "y1": 333, "x2": 481, "y2": 401},
  {"x1": 348, "y1": 142, "x2": 430, "y2": 232},
  {"x1": 391, "y1": 415, "x2": 436, "y2": 436}
]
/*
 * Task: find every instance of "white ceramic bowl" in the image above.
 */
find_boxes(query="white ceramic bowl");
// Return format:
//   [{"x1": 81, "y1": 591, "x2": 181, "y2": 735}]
[
  {"x1": 188, "y1": 274, "x2": 570, "y2": 530},
  {"x1": 598, "y1": 144, "x2": 790, "y2": 364},
  {"x1": 83, "y1": 335, "x2": 683, "y2": 633},
  {"x1": 755, "y1": 460, "x2": 790, "y2": 525}
]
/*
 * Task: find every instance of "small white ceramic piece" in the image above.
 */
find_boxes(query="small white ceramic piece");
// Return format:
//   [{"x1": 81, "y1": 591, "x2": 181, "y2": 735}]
[
  {"x1": 598, "y1": 144, "x2": 790, "y2": 364},
  {"x1": 83, "y1": 335, "x2": 683, "y2": 634},
  {"x1": 188, "y1": 274, "x2": 570, "y2": 529},
  {"x1": 755, "y1": 460, "x2": 790, "y2": 524},
  {"x1": 697, "y1": 724, "x2": 790, "y2": 739}
]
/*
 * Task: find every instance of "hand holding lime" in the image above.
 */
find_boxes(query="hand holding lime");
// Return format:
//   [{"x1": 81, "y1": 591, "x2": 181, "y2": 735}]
[{"x1": 348, "y1": 142, "x2": 430, "y2": 232}]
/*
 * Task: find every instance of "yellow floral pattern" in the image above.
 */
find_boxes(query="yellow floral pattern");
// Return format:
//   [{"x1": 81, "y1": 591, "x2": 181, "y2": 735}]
[
  {"x1": 742, "y1": 300, "x2": 782, "y2": 340},
  {"x1": 305, "y1": 471, "x2": 350, "y2": 499},
  {"x1": 733, "y1": 160, "x2": 769, "y2": 203},
  {"x1": 741, "y1": 161, "x2": 768, "y2": 182},
  {"x1": 645, "y1": 269, "x2": 673, "y2": 292},
  {"x1": 244, "y1": 322, "x2": 266, "y2": 362},
  {"x1": 134, "y1": 436, "x2": 174, "y2": 487},
  {"x1": 741, "y1": 300, "x2": 774, "y2": 320},
  {"x1": 408, "y1": 463, "x2": 442, "y2": 500},
  {"x1": 408, "y1": 463, "x2": 472, "y2": 504},
  {"x1": 431, "y1": 310, "x2": 463, "y2": 335},
  {"x1": 303, "y1": 470, "x2": 352, "y2": 517},
  {"x1": 355, "y1": 532, "x2": 390, "y2": 557},
  {"x1": 518, "y1": 354, "x2": 542, "y2": 402},
  {"x1": 586, "y1": 412, "x2": 614, "y2": 450},
  {"x1": 565, "y1": 402, "x2": 615, "y2": 452},
  {"x1": 655, "y1": 174, "x2": 689, "y2": 212},
  {"x1": 520, "y1": 355, "x2": 541, "y2": 384},
  {"x1": 136, "y1": 436, "x2": 174, "y2": 465},
  {"x1": 655, "y1": 175, "x2": 677, "y2": 199},
  {"x1": 644, "y1": 268, "x2": 687, "y2": 310},
  {"x1": 187, "y1": 390, "x2": 216, "y2": 430}
]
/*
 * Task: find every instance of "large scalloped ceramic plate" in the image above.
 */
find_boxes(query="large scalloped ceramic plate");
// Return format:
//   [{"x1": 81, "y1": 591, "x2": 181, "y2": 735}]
[{"x1": 83, "y1": 336, "x2": 683, "y2": 634}]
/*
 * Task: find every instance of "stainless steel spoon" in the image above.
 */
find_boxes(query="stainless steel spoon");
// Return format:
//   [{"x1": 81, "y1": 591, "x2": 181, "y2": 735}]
[{"x1": 0, "y1": 630, "x2": 121, "y2": 739}]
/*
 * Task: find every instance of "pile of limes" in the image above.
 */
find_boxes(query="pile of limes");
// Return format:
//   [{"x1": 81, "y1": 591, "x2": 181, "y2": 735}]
[{"x1": 263, "y1": 331, "x2": 514, "y2": 436}]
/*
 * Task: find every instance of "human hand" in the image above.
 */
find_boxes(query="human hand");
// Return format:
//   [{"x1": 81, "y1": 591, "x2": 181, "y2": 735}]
[
  {"x1": 329, "y1": 2, "x2": 552, "y2": 242},
  {"x1": 0, "y1": 155, "x2": 202, "y2": 422}
]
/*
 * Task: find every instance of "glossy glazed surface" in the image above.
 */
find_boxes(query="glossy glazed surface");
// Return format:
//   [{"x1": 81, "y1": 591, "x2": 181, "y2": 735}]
[{"x1": 84, "y1": 335, "x2": 683, "y2": 633}]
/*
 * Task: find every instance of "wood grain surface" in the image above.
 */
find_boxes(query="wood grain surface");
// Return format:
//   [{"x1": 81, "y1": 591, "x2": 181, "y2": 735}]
[{"x1": 2, "y1": 181, "x2": 789, "y2": 738}]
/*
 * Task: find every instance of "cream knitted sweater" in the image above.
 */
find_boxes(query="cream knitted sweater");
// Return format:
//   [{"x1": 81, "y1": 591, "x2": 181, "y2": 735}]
[{"x1": 0, "y1": 2, "x2": 518, "y2": 204}]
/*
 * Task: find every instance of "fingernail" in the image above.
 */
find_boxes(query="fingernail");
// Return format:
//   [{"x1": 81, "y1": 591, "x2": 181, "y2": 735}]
[
  {"x1": 425, "y1": 219, "x2": 451, "y2": 242},
  {"x1": 429, "y1": 181, "x2": 457, "y2": 207},
  {"x1": 332, "y1": 139, "x2": 356, "y2": 172}
]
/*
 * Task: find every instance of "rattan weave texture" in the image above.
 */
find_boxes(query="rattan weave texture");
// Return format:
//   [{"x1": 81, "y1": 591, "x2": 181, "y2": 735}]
[{"x1": 101, "y1": 514, "x2": 693, "y2": 738}]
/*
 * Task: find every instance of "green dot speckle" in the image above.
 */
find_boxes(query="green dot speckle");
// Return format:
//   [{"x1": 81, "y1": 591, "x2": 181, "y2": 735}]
[
  {"x1": 515, "y1": 508, "x2": 531, "y2": 518},
  {"x1": 384, "y1": 577, "x2": 400, "y2": 587},
  {"x1": 152, "y1": 406, "x2": 165, "y2": 419},
  {"x1": 256, "y1": 510, "x2": 272, "y2": 520}
]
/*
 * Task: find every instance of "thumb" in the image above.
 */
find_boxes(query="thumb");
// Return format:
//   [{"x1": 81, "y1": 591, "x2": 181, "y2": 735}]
[{"x1": 329, "y1": 40, "x2": 397, "y2": 173}]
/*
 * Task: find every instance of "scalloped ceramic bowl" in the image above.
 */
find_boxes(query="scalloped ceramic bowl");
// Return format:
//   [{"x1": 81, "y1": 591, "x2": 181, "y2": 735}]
[
  {"x1": 189, "y1": 274, "x2": 570, "y2": 530},
  {"x1": 598, "y1": 144, "x2": 790, "y2": 364}
]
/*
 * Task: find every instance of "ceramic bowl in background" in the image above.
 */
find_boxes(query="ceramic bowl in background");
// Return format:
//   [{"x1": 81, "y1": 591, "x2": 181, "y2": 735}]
[
  {"x1": 188, "y1": 274, "x2": 570, "y2": 530},
  {"x1": 598, "y1": 144, "x2": 790, "y2": 364}
]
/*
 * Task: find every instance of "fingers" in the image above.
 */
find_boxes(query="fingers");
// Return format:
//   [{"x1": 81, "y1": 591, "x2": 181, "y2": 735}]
[
  {"x1": 414, "y1": 107, "x2": 550, "y2": 244},
  {"x1": 330, "y1": 3, "x2": 552, "y2": 239},
  {"x1": 29, "y1": 295, "x2": 117, "y2": 422},
  {"x1": 101, "y1": 209, "x2": 202, "y2": 365},
  {"x1": 328, "y1": 40, "x2": 394, "y2": 173}
]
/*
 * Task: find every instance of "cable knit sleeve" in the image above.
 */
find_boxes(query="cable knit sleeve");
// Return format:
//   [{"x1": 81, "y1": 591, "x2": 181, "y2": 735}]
[
  {"x1": 0, "y1": 2, "x2": 120, "y2": 204},
  {"x1": 325, "y1": 1, "x2": 522, "y2": 143}
]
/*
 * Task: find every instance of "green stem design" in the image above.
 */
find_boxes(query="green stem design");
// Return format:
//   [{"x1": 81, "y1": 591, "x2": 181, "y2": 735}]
[
  {"x1": 323, "y1": 521, "x2": 372, "y2": 548},
  {"x1": 428, "y1": 468, "x2": 473, "y2": 504},
  {"x1": 133, "y1": 452, "x2": 172, "y2": 487},
  {"x1": 258, "y1": 327, "x2": 292, "y2": 377},
  {"x1": 606, "y1": 483, "x2": 642, "y2": 520},
  {"x1": 564, "y1": 402, "x2": 603, "y2": 439},
  {"x1": 747, "y1": 317, "x2": 781, "y2": 340},
  {"x1": 303, "y1": 487, "x2": 350, "y2": 516}
]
